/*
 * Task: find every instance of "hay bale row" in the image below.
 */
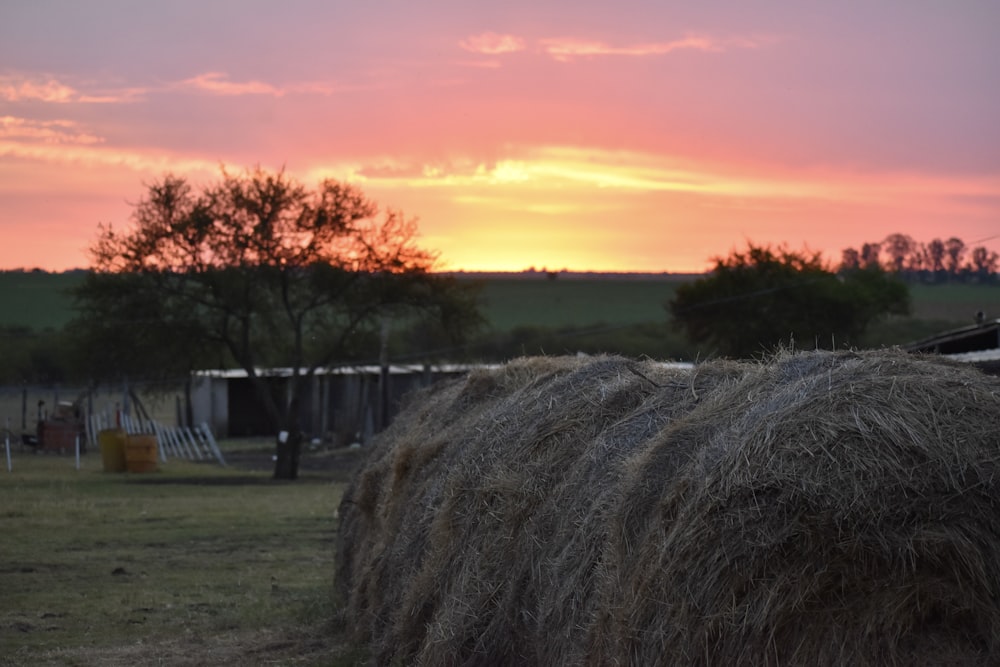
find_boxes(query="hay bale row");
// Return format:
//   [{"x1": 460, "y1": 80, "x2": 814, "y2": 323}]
[{"x1": 336, "y1": 349, "x2": 1000, "y2": 665}]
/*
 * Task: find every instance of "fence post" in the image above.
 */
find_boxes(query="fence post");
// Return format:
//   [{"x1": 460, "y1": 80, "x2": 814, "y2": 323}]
[{"x1": 5, "y1": 417, "x2": 11, "y2": 473}]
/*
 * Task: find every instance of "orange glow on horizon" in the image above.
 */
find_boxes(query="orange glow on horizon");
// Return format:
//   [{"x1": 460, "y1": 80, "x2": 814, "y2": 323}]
[{"x1": 3, "y1": 140, "x2": 999, "y2": 274}]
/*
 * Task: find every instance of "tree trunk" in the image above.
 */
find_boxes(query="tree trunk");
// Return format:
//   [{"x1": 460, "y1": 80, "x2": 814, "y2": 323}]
[{"x1": 273, "y1": 430, "x2": 302, "y2": 480}]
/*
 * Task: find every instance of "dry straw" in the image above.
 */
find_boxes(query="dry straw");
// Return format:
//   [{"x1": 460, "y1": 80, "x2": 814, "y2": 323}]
[{"x1": 336, "y1": 349, "x2": 1000, "y2": 666}]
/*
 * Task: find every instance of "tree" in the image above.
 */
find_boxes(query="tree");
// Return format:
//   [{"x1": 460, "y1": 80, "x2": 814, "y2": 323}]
[
  {"x1": 74, "y1": 166, "x2": 482, "y2": 479},
  {"x1": 881, "y1": 233, "x2": 915, "y2": 273},
  {"x1": 904, "y1": 241, "x2": 926, "y2": 274},
  {"x1": 668, "y1": 243, "x2": 910, "y2": 358},
  {"x1": 860, "y1": 242, "x2": 882, "y2": 269},
  {"x1": 969, "y1": 246, "x2": 999, "y2": 283},
  {"x1": 925, "y1": 238, "x2": 946, "y2": 280},
  {"x1": 944, "y1": 237, "x2": 966, "y2": 277},
  {"x1": 840, "y1": 247, "x2": 861, "y2": 271}
]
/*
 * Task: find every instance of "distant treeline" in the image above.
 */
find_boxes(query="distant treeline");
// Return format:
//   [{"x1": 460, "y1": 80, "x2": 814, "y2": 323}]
[{"x1": 840, "y1": 234, "x2": 999, "y2": 284}]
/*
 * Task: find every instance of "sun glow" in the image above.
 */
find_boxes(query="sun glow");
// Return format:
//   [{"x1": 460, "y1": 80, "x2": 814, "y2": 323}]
[{"x1": 309, "y1": 145, "x2": 1000, "y2": 273}]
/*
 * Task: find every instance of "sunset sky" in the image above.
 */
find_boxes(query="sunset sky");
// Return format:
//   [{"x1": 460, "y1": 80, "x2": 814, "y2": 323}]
[{"x1": 2, "y1": 1, "x2": 998, "y2": 272}]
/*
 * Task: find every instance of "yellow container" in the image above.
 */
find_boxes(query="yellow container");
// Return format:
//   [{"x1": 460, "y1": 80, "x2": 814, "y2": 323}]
[
  {"x1": 125, "y1": 434, "x2": 159, "y2": 473},
  {"x1": 98, "y1": 429, "x2": 127, "y2": 473}
]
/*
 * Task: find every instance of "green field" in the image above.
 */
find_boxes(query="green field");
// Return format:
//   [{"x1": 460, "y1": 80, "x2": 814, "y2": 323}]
[
  {"x1": 476, "y1": 277, "x2": 684, "y2": 330},
  {"x1": 0, "y1": 441, "x2": 361, "y2": 666},
  {"x1": 0, "y1": 271, "x2": 83, "y2": 331},
  {"x1": 1, "y1": 270, "x2": 997, "y2": 334},
  {"x1": 907, "y1": 283, "x2": 1000, "y2": 323}
]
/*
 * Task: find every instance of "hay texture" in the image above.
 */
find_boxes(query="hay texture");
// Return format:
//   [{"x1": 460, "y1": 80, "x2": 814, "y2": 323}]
[{"x1": 336, "y1": 350, "x2": 1000, "y2": 666}]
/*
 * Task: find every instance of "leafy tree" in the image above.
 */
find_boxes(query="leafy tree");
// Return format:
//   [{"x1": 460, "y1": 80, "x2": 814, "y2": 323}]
[
  {"x1": 860, "y1": 242, "x2": 882, "y2": 269},
  {"x1": 881, "y1": 233, "x2": 915, "y2": 273},
  {"x1": 841, "y1": 247, "x2": 861, "y2": 271},
  {"x1": 74, "y1": 166, "x2": 482, "y2": 479},
  {"x1": 668, "y1": 243, "x2": 910, "y2": 358},
  {"x1": 904, "y1": 241, "x2": 926, "y2": 273},
  {"x1": 0, "y1": 326, "x2": 74, "y2": 384},
  {"x1": 969, "y1": 246, "x2": 999, "y2": 283},
  {"x1": 925, "y1": 238, "x2": 946, "y2": 280},
  {"x1": 944, "y1": 237, "x2": 966, "y2": 276}
]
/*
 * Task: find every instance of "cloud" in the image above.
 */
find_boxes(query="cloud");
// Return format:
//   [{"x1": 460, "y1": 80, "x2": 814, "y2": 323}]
[
  {"x1": 0, "y1": 138, "x2": 218, "y2": 175},
  {"x1": 177, "y1": 72, "x2": 282, "y2": 96},
  {"x1": 0, "y1": 117, "x2": 216, "y2": 174},
  {"x1": 459, "y1": 32, "x2": 526, "y2": 55},
  {"x1": 175, "y1": 72, "x2": 352, "y2": 97},
  {"x1": 541, "y1": 34, "x2": 765, "y2": 62},
  {"x1": 0, "y1": 116, "x2": 103, "y2": 145},
  {"x1": 329, "y1": 145, "x2": 1000, "y2": 209},
  {"x1": 455, "y1": 32, "x2": 770, "y2": 64},
  {"x1": 0, "y1": 74, "x2": 145, "y2": 103}
]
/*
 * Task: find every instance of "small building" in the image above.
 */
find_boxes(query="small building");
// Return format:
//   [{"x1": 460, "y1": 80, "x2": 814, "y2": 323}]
[
  {"x1": 905, "y1": 317, "x2": 1000, "y2": 375},
  {"x1": 189, "y1": 364, "x2": 491, "y2": 444}
]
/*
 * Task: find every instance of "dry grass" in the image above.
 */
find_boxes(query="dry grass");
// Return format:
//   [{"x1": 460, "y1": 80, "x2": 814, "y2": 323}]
[
  {"x1": 337, "y1": 349, "x2": 1000, "y2": 666},
  {"x1": 0, "y1": 452, "x2": 361, "y2": 666}
]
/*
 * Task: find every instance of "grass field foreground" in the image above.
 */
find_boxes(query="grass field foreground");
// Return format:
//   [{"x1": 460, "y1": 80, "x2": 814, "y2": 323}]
[{"x1": 0, "y1": 447, "x2": 360, "y2": 666}]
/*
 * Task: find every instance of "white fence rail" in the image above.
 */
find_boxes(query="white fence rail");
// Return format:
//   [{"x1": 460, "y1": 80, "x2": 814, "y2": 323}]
[{"x1": 88, "y1": 412, "x2": 226, "y2": 467}]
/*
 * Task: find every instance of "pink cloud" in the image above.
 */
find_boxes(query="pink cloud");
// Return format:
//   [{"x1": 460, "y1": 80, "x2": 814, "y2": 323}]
[
  {"x1": 178, "y1": 72, "x2": 282, "y2": 96},
  {"x1": 541, "y1": 34, "x2": 763, "y2": 62},
  {"x1": 0, "y1": 116, "x2": 103, "y2": 144},
  {"x1": 459, "y1": 32, "x2": 526, "y2": 55},
  {"x1": 0, "y1": 74, "x2": 144, "y2": 103},
  {"x1": 176, "y1": 72, "x2": 352, "y2": 97}
]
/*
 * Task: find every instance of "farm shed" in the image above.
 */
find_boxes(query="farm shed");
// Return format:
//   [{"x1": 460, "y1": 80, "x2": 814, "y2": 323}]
[
  {"x1": 906, "y1": 316, "x2": 1000, "y2": 375},
  {"x1": 189, "y1": 364, "x2": 490, "y2": 443}
]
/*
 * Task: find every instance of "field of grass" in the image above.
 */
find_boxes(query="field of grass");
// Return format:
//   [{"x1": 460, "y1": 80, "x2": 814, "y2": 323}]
[
  {"x1": 1, "y1": 270, "x2": 997, "y2": 334},
  {"x1": 907, "y1": 283, "x2": 999, "y2": 322},
  {"x1": 476, "y1": 277, "x2": 683, "y2": 331},
  {"x1": 0, "y1": 272, "x2": 83, "y2": 331},
  {"x1": 0, "y1": 440, "x2": 363, "y2": 666}
]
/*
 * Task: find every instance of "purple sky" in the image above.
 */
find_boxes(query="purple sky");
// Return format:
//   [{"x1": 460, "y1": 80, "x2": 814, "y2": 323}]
[{"x1": 2, "y1": 1, "x2": 998, "y2": 271}]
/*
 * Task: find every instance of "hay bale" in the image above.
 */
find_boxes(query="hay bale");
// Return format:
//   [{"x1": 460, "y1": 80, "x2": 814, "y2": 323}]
[{"x1": 336, "y1": 350, "x2": 1000, "y2": 665}]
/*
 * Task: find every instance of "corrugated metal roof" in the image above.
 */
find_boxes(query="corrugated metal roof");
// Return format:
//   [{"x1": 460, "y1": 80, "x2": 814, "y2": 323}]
[
  {"x1": 192, "y1": 364, "x2": 498, "y2": 379},
  {"x1": 905, "y1": 318, "x2": 1000, "y2": 355},
  {"x1": 944, "y1": 348, "x2": 1000, "y2": 363},
  {"x1": 192, "y1": 360, "x2": 695, "y2": 379}
]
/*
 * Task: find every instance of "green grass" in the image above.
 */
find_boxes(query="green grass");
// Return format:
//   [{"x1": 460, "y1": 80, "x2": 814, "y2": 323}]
[
  {"x1": 477, "y1": 277, "x2": 683, "y2": 331},
  {"x1": 1, "y1": 270, "x2": 997, "y2": 336},
  {"x1": 908, "y1": 283, "x2": 1000, "y2": 322},
  {"x1": 0, "y1": 271, "x2": 83, "y2": 331},
  {"x1": 0, "y1": 447, "x2": 362, "y2": 666}
]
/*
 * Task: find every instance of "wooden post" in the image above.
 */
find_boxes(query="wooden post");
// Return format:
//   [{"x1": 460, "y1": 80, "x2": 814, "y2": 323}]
[
  {"x1": 377, "y1": 317, "x2": 391, "y2": 432},
  {"x1": 122, "y1": 377, "x2": 130, "y2": 421},
  {"x1": 86, "y1": 387, "x2": 95, "y2": 448},
  {"x1": 5, "y1": 417, "x2": 11, "y2": 473},
  {"x1": 319, "y1": 375, "x2": 329, "y2": 441}
]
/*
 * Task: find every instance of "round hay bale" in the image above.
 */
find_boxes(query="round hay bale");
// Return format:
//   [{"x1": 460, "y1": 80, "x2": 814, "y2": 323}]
[{"x1": 336, "y1": 350, "x2": 1000, "y2": 665}]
